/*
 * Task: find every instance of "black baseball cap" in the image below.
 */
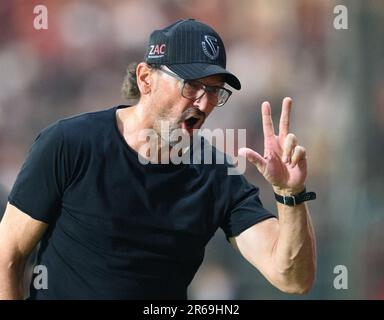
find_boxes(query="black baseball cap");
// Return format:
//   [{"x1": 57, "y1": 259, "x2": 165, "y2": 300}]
[{"x1": 145, "y1": 19, "x2": 241, "y2": 90}]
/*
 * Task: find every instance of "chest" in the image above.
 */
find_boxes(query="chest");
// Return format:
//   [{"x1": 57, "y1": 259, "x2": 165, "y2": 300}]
[{"x1": 61, "y1": 160, "x2": 223, "y2": 256}]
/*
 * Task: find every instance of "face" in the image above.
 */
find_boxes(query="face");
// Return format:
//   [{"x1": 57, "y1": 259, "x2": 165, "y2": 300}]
[{"x1": 149, "y1": 68, "x2": 225, "y2": 146}]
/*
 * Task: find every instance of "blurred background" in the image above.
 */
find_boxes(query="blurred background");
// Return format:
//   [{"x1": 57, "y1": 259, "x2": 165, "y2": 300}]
[{"x1": 0, "y1": 0, "x2": 383, "y2": 299}]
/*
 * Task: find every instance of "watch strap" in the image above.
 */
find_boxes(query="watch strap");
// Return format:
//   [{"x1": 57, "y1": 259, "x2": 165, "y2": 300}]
[{"x1": 274, "y1": 188, "x2": 316, "y2": 206}]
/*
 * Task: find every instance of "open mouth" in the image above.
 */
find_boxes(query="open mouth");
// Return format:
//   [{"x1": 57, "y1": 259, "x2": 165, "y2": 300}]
[
  {"x1": 185, "y1": 116, "x2": 200, "y2": 128},
  {"x1": 180, "y1": 108, "x2": 206, "y2": 134},
  {"x1": 181, "y1": 115, "x2": 204, "y2": 133}
]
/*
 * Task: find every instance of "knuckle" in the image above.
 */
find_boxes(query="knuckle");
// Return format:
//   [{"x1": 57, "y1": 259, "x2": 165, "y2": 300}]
[
  {"x1": 287, "y1": 133, "x2": 298, "y2": 143},
  {"x1": 284, "y1": 135, "x2": 298, "y2": 150},
  {"x1": 297, "y1": 145, "x2": 306, "y2": 154},
  {"x1": 286, "y1": 133, "x2": 294, "y2": 139},
  {"x1": 292, "y1": 146, "x2": 306, "y2": 160},
  {"x1": 282, "y1": 118, "x2": 289, "y2": 126}
]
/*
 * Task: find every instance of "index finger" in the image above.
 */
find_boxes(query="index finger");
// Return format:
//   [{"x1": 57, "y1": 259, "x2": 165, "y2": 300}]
[
  {"x1": 279, "y1": 97, "x2": 292, "y2": 139},
  {"x1": 262, "y1": 101, "x2": 275, "y2": 138}
]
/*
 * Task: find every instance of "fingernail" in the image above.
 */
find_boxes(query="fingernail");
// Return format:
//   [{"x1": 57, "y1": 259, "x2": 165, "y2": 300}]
[{"x1": 282, "y1": 155, "x2": 288, "y2": 163}]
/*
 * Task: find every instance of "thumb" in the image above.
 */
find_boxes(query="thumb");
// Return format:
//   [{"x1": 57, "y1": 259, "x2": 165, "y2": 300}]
[{"x1": 238, "y1": 147, "x2": 266, "y2": 173}]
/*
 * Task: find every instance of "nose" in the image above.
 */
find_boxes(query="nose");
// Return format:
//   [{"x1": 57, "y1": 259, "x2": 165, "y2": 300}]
[{"x1": 192, "y1": 94, "x2": 213, "y2": 115}]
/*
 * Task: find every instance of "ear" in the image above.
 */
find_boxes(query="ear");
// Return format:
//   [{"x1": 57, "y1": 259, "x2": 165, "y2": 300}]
[{"x1": 136, "y1": 62, "x2": 154, "y2": 95}]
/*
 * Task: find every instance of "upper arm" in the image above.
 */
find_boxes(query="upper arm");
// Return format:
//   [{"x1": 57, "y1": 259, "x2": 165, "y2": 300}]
[
  {"x1": 8, "y1": 122, "x2": 68, "y2": 225},
  {"x1": 230, "y1": 217, "x2": 280, "y2": 284},
  {"x1": 0, "y1": 202, "x2": 48, "y2": 262}
]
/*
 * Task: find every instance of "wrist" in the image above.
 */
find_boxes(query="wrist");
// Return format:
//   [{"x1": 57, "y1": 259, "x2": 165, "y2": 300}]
[
  {"x1": 273, "y1": 185, "x2": 306, "y2": 196},
  {"x1": 273, "y1": 186, "x2": 316, "y2": 206}
]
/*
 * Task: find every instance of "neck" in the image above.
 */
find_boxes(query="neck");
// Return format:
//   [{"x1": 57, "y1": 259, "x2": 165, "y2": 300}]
[{"x1": 116, "y1": 103, "x2": 168, "y2": 163}]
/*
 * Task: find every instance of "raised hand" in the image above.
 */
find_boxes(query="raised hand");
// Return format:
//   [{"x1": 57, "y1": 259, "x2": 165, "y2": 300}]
[{"x1": 239, "y1": 97, "x2": 307, "y2": 194}]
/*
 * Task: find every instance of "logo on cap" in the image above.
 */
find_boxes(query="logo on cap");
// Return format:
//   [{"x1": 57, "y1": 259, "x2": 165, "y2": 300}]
[
  {"x1": 201, "y1": 35, "x2": 219, "y2": 60},
  {"x1": 148, "y1": 44, "x2": 166, "y2": 59}
]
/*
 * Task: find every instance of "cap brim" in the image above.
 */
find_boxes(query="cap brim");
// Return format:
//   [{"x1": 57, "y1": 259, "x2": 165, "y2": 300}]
[{"x1": 167, "y1": 63, "x2": 241, "y2": 90}]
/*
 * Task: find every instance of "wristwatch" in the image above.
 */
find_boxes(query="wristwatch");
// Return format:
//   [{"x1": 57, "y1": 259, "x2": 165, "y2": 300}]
[{"x1": 274, "y1": 188, "x2": 316, "y2": 206}]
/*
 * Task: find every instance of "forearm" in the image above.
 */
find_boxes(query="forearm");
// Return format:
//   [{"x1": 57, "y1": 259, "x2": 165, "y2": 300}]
[
  {"x1": 272, "y1": 187, "x2": 316, "y2": 293},
  {"x1": 0, "y1": 259, "x2": 26, "y2": 300},
  {"x1": 0, "y1": 203, "x2": 47, "y2": 300}
]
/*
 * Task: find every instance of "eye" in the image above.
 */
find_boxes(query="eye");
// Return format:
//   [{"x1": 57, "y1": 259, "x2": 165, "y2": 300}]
[
  {"x1": 186, "y1": 80, "x2": 203, "y2": 91},
  {"x1": 205, "y1": 86, "x2": 220, "y2": 94}
]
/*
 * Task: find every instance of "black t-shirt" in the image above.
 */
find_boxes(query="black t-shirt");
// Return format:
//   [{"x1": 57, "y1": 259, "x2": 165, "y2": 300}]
[{"x1": 9, "y1": 105, "x2": 275, "y2": 299}]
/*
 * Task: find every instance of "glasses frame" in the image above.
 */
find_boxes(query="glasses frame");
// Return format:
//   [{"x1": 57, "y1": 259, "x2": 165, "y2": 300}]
[{"x1": 156, "y1": 66, "x2": 232, "y2": 107}]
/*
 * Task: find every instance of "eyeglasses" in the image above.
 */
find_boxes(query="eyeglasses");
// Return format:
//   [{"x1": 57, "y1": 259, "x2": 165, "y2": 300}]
[{"x1": 158, "y1": 67, "x2": 232, "y2": 107}]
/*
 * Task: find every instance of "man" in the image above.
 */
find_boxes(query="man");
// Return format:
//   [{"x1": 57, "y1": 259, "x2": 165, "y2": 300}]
[{"x1": 0, "y1": 19, "x2": 316, "y2": 299}]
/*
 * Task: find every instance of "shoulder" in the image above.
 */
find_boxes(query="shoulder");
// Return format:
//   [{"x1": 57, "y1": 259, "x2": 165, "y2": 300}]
[
  {"x1": 37, "y1": 106, "x2": 116, "y2": 136},
  {"x1": 49, "y1": 106, "x2": 122, "y2": 147},
  {"x1": 57, "y1": 106, "x2": 117, "y2": 136},
  {"x1": 33, "y1": 106, "x2": 120, "y2": 157}
]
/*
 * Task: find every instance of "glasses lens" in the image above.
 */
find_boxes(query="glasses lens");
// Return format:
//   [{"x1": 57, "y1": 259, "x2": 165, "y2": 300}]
[
  {"x1": 182, "y1": 81, "x2": 205, "y2": 100},
  {"x1": 182, "y1": 80, "x2": 230, "y2": 107},
  {"x1": 216, "y1": 89, "x2": 229, "y2": 107}
]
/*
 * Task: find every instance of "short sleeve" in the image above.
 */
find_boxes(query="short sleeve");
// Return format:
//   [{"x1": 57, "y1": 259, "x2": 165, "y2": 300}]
[
  {"x1": 220, "y1": 174, "x2": 276, "y2": 239},
  {"x1": 8, "y1": 122, "x2": 68, "y2": 224}
]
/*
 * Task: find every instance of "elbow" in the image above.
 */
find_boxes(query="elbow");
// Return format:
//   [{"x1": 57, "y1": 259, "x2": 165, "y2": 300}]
[
  {"x1": 272, "y1": 265, "x2": 316, "y2": 295},
  {"x1": 0, "y1": 250, "x2": 25, "y2": 273},
  {"x1": 272, "y1": 254, "x2": 316, "y2": 295},
  {"x1": 0, "y1": 254, "x2": 27, "y2": 300},
  {"x1": 280, "y1": 281, "x2": 314, "y2": 295},
  {"x1": 277, "y1": 273, "x2": 315, "y2": 295},
  {"x1": 0, "y1": 258, "x2": 22, "y2": 275}
]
